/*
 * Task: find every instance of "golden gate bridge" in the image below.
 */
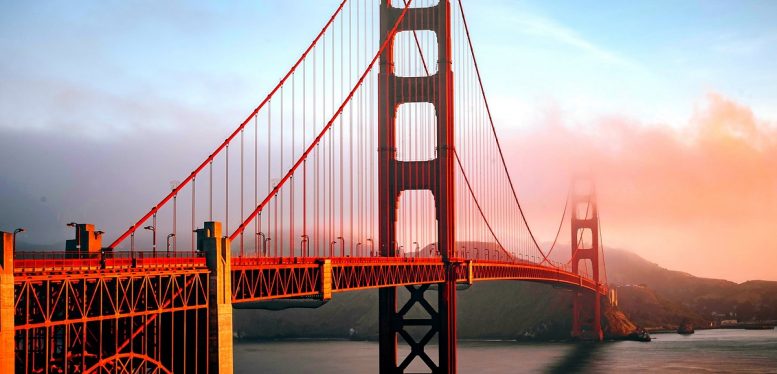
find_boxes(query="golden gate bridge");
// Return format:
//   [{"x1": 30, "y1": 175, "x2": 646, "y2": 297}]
[{"x1": 1, "y1": 1, "x2": 610, "y2": 373}]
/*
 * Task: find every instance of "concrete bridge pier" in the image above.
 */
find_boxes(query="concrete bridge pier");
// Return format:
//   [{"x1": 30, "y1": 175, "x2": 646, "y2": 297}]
[
  {"x1": 0, "y1": 232, "x2": 14, "y2": 373},
  {"x1": 198, "y1": 221, "x2": 234, "y2": 374}
]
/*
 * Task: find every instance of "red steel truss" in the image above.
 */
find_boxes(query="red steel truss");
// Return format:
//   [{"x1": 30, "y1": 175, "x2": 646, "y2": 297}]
[
  {"x1": 13, "y1": 258, "x2": 209, "y2": 374},
  {"x1": 229, "y1": 257, "x2": 603, "y2": 304},
  {"x1": 10, "y1": 254, "x2": 606, "y2": 373}
]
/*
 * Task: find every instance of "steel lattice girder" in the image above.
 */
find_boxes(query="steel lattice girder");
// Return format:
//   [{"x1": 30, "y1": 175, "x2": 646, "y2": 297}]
[
  {"x1": 230, "y1": 258, "x2": 604, "y2": 304},
  {"x1": 14, "y1": 269, "x2": 209, "y2": 374}
]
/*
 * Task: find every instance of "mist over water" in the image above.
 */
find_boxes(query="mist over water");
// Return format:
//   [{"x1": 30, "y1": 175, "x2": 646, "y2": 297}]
[{"x1": 234, "y1": 329, "x2": 777, "y2": 373}]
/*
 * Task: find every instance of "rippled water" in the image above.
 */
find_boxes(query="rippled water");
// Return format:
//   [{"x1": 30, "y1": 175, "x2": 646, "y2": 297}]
[{"x1": 234, "y1": 329, "x2": 777, "y2": 373}]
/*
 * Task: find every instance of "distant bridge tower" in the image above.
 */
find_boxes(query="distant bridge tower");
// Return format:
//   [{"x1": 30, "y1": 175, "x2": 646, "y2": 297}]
[
  {"x1": 570, "y1": 177, "x2": 603, "y2": 341},
  {"x1": 378, "y1": 0, "x2": 457, "y2": 372}
]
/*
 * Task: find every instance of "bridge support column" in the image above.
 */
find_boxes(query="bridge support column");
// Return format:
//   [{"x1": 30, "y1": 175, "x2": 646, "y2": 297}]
[
  {"x1": 201, "y1": 221, "x2": 234, "y2": 374},
  {"x1": 570, "y1": 179, "x2": 603, "y2": 341},
  {"x1": 378, "y1": 0, "x2": 456, "y2": 372},
  {"x1": 380, "y1": 280, "x2": 457, "y2": 374},
  {"x1": 438, "y1": 266, "x2": 458, "y2": 373},
  {"x1": 0, "y1": 232, "x2": 14, "y2": 373}
]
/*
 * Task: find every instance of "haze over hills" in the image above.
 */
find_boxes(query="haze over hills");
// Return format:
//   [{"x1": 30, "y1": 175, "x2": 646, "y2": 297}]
[
  {"x1": 233, "y1": 248, "x2": 777, "y2": 339},
  {"x1": 606, "y1": 249, "x2": 777, "y2": 328}
]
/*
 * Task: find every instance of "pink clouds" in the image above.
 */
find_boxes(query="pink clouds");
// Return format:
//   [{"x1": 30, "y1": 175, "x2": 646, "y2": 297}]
[{"x1": 504, "y1": 93, "x2": 777, "y2": 282}]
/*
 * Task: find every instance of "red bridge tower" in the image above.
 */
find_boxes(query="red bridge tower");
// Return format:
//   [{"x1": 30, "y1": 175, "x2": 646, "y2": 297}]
[
  {"x1": 378, "y1": 0, "x2": 457, "y2": 372},
  {"x1": 570, "y1": 178, "x2": 603, "y2": 341}
]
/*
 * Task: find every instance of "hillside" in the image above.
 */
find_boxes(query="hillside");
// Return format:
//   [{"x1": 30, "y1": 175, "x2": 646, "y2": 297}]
[
  {"x1": 234, "y1": 281, "x2": 575, "y2": 340},
  {"x1": 606, "y1": 249, "x2": 777, "y2": 325}
]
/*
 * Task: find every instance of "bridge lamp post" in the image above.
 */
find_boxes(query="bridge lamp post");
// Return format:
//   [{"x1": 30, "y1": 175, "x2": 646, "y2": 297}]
[
  {"x1": 254, "y1": 232, "x2": 260, "y2": 257},
  {"x1": 257, "y1": 232, "x2": 265, "y2": 257},
  {"x1": 143, "y1": 225, "x2": 156, "y2": 256},
  {"x1": 301, "y1": 235, "x2": 310, "y2": 257},
  {"x1": 366, "y1": 238, "x2": 373, "y2": 257},
  {"x1": 130, "y1": 229, "x2": 136, "y2": 255},
  {"x1": 166, "y1": 233, "x2": 175, "y2": 256},
  {"x1": 265, "y1": 237, "x2": 272, "y2": 257},
  {"x1": 336, "y1": 236, "x2": 344, "y2": 257},
  {"x1": 398, "y1": 245, "x2": 404, "y2": 258},
  {"x1": 330, "y1": 241, "x2": 336, "y2": 258},
  {"x1": 94, "y1": 230, "x2": 105, "y2": 263},
  {"x1": 412, "y1": 242, "x2": 419, "y2": 258},
  {"x1": 12, "y1": 228, "x2": 25, "y2": 252},
  {"x1": 356, "y1": 242, "x2": 362, "y2": 257}
]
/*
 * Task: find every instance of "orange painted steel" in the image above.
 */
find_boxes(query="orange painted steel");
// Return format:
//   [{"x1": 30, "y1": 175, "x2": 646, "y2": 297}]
[
  {"x1": 84, "y1": 353, "x2": 174, "y2": 374},
  {"x1": 12, "y1": 254, "x2": 605, "y2": 373},
  {"x1": 13, "y1": 266, "x2": 209, "y2": 374},
  {"x1": 229, "y1": 257, "x2": 605, "y2": 304}
]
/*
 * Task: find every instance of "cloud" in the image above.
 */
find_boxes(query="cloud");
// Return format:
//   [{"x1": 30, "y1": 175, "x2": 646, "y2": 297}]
[
  {"x1": 0, "y1": 74, "x2": 247, "y2": 140},
  {"x1": 500, "y1": 10, "x2": 642, "y2": 71},
  {"x1": 502, "y1": 93, "x2": 777, "y2": 282}
]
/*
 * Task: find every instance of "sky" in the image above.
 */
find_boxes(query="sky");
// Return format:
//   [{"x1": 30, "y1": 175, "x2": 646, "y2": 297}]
[{"x1": 1, "y1": 0, "x2": 776, "y2": 282}]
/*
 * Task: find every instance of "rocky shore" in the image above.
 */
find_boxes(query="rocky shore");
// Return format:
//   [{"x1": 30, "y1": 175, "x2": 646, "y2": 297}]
[{"x1": 603, "y1": 303, "x2": 651, "y2": 341}]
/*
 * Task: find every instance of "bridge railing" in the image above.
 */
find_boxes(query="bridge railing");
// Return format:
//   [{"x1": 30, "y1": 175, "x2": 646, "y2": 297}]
[{"x1": 13, "y1": 250, "x2": 206, "y2": 273}]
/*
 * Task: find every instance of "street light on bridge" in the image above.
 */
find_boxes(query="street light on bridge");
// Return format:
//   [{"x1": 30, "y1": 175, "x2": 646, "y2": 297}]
[
  {"x1": 130, "y1": 228, "x2": 136, "y2": 254},
  {"x1": 166, "y1": 233, "x2": 175, "y2": 255},
  {"x1": 12, "y1": 228, "x2": 25, "y2": 252},
  {"x1": 301, "y1": 234, "x2": 310, "y2": 257},
  {"x1": 143, "y1": 225, "x2": 156, "y2": 256},
  {"x1": 366, "y1": 238, "x2": 373, "y2": 257},
  {"x1": 336, "y1": 236, "x2": 344, "y2": 257},
  {"x1": 256, "y1": 232, "x2": 266, "y2": 256}
]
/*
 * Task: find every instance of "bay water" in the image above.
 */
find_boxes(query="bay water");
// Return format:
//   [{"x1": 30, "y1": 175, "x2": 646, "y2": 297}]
[{"x1": 234, "y1": 329, "x2": 777, "y2": 373}]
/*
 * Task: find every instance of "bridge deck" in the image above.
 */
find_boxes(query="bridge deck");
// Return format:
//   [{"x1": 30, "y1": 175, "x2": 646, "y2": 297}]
[{"x1": 13, "y1": 254, "x2": 603, "y2": 305}]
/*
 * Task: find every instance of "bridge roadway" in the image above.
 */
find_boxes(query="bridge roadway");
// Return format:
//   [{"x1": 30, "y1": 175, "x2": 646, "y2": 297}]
[
  {"x1": 13, "y1": 253, "x2": 604, "y2": 306},
  {"x1": 8, "y1": 249, "x2": 605, "y2": 373}
]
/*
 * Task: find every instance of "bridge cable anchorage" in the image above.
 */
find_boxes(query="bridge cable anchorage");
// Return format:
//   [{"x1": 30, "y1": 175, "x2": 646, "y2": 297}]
[
  {"x1": 108, "y1": 0, "x2": 350, "y2": 250},
  {"x1": 455, "y1": 0, "x2": 554, "y2": 264}
]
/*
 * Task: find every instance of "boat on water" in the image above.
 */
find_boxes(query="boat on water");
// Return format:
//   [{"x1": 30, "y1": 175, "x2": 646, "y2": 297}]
[
  {"x1": 627, "y1": 328, "x2": 652, "y2": 342},
  {"x1": 677, "y1": 321, "x2": 695, "y2": 334}
]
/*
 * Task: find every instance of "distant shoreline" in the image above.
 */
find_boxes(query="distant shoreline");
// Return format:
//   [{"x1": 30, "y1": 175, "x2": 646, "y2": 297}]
[{"x1": 234, "y1": 326, "x2": 774, "y2": 343}]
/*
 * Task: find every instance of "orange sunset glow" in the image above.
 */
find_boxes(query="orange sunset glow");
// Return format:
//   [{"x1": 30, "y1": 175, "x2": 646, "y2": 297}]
[{"x1": 508, "y1": 92, "x2": 777, "y2": 282}]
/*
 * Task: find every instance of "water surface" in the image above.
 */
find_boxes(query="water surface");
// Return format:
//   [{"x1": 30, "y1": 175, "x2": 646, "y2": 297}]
[{"x1": 234, "y1": 329, "x2": 777, "y2": 373}]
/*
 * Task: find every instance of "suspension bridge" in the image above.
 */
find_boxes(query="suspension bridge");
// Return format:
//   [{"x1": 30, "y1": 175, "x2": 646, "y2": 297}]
[{"x1": 1, "y1": 1, "x2": 611, "y2": 373}]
